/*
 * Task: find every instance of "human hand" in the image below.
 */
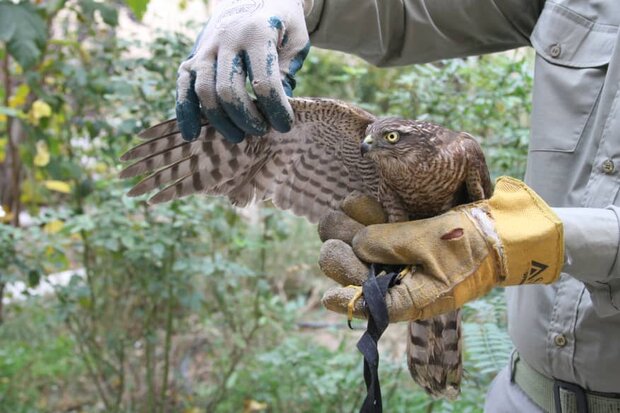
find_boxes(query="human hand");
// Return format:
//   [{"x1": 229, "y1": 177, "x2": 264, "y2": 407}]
[
  {"x1": 319, "y1": 177, "x2": 565, "y2": 322},
  {"x1": 176, "y1": 0, "x2": 311, "y2": 142}
]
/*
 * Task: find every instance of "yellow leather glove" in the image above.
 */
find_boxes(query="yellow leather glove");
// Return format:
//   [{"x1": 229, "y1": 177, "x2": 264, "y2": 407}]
[{"x1": 319, "y1": 177, "x2": 564, "y2": 322}]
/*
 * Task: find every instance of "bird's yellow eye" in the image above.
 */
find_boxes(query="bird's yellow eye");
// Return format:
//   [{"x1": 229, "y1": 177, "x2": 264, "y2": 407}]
[{"x1": 384, "y1": 131, "x2": 400, "y2": 144}]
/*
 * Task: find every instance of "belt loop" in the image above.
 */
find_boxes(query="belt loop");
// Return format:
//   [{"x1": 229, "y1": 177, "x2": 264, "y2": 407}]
[
  {"x1": 510, "y1": 350, "x2": 520, "y2": 383},
  {"x1": 553, "y1": 379, "x2": 589, "y2": 413}
]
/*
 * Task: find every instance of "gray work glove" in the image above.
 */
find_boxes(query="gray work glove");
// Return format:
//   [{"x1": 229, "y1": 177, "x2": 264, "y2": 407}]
[{"x1": 176, "y1": 0, "x2": 311, "y2": 143}]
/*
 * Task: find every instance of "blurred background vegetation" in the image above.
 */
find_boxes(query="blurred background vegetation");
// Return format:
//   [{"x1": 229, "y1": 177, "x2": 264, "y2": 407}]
[{"x1": 0, "y1": 1, "x2": 531, "y2": 412}]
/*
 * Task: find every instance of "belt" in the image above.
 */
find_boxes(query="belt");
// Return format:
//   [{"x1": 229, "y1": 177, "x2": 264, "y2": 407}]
[{"x1": 510, "y1": 352, "x2": 620, "y2": 413}]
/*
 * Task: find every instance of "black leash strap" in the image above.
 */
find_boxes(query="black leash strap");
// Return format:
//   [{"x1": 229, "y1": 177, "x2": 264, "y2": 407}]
[{"x1": 357, "y1": 264, "x2": 400, "y2": 413}]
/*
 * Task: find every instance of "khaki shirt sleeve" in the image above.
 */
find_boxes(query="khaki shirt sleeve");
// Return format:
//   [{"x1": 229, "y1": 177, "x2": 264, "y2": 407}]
[
  {"x1": 554, "y1": 207, "x2": 620, "y2": 316},
  {"x1": 306, "y1": 0, "x2": 543, "y2": 66}
]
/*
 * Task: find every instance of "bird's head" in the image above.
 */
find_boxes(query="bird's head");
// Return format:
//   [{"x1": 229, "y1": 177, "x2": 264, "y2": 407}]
[{"x1": 361, "y1": 118, "x2": 437, "y2": 161}]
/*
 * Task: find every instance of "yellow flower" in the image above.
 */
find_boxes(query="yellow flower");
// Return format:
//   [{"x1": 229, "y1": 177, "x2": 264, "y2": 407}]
[
  {"x1": 34, "y1": 140, "x2": 50, "y2": 167},
  {"x1": 28, "y1": 100, "x2": 53, "y2": 126},
  {"x1": 8, "y1": 84, "x2": 30, "y2": 108},
  {"x1": 44, "y1": 180, "x2": 72, "y2": 194},
  {"x1": 243, "y1": 400, "x2": 268, "y2": 413},
  {"x1": 44, "y1": 219, "x2": 65, "y2": 234},
  {"x1": 0, "y1": 205, "x2": 14, "y2": 223},
  {"x1": 0, "y1": 137, "x2": 6, "y2": 163}
]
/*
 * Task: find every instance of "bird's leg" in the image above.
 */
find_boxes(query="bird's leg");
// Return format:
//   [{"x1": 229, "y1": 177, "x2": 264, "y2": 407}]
[
  {"x1": 397, "y1": 265, "x2": 417, "y2": 281},
  {"x1": 346, "y1": 285, "x2": 364, "y2": 329},
  {"x1": 397, "y1": 267, "x2": 409, "y2": 281},
  {"x1": 345, "y1": 263, "x2": 382, "y2": 329},
  {"x1": 346, "y1": 263, "x2": 403, "y2": 329}
]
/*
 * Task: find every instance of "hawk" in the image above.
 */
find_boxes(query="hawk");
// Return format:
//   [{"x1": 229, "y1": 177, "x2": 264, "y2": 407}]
[{"x1": 120, "y1": 97, "x2": 492, "y2": 398}]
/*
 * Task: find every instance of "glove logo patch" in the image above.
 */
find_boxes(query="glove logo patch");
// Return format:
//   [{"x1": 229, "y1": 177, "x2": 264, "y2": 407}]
[
  {"x1": 219, "y1": 0, "x2": 264, "y2": 22},
  {"x1": 520, "y1": 260, "x2": 548, "y2": 284}
]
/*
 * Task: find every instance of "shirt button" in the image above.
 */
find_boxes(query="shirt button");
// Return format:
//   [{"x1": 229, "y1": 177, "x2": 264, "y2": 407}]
[
  {"x1": 554, "y1": 334, "x2": 567, "y2": 347},
  {"x1": 602, "y1": 159, "x2": 615, "y2": 174},
  {"x1": 549, "y1": 43, "x2": 562, "y2": 58}
]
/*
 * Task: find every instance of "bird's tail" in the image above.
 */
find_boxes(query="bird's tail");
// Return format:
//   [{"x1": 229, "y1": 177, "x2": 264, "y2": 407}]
[{"x1": 406, "y1": 310, "x2": 462, "y2": 399}]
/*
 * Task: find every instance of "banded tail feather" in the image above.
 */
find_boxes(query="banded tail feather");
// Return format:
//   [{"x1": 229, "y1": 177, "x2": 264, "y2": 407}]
[{"x1": 407, "y1": 311, "x2": 462, "y2": 399}]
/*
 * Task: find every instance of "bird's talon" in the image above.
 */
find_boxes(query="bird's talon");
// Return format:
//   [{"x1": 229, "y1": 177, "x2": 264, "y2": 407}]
[
  {"x1": 346, "y1": 285, "x2": 364, "y2": 328},
  {"x1": 397, "y1": 265, "x2": 414, "y2": 281}
]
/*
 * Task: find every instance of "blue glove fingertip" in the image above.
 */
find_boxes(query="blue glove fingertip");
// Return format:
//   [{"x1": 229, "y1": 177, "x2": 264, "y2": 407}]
[
  {"x1": 256, "y1": 90, "x2": 293, "y2": 133},
  {"x1": 282, "y1": 42, "x2": 309, "y2": 98},
  {"x1": 176, "y1": 72, "x2": 202, "y2": 141},
  {"x1": 282, "y1": 75, "x2": 296, "y2": 98},
  {"x1": 204, "y1": 108, "x2": 246, "y2": 143},
  {"x1": 289, "y1": 41, "x2": 311, "y2": 77}
]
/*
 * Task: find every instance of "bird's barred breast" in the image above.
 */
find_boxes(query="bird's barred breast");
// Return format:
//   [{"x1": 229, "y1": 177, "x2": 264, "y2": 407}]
[{"x1": 383, "y1": 150, "x2": 469, "y2": 218}]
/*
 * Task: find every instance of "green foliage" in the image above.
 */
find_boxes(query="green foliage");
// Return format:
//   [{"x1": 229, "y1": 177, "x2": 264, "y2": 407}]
[
  {"x1": 215, "y1": 335, "x2": 422, "y2": 413},
  {"x1": 217, "y1": 328, "x2": 505, "y2": 413},
  {"x1": 126, "y1": 0, "x2": 150, "y2": 20},
  {"x1": 0, "y1": 300, "x2": 84, "y2": 412},
  {"x1": 78, "y1": 0, "x2": 119, "y2": 26},
  {"x1": 463, "y1": 291, "x2": 512, "y2": 378},
  {"x1": 0, "y1": 219, "x2": 63, "y2": 290},
  {"x1": 48, "y1": 191, "x2": 297, "y2": 412},
  {"x1": 0, "y1": 1, "x2": 47, "y2": 69}
]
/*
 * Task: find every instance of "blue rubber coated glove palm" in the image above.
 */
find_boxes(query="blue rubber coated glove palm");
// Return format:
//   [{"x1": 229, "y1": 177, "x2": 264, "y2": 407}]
[{"x1": 176, "y1": 0, "x2": 311, "y2": 143}]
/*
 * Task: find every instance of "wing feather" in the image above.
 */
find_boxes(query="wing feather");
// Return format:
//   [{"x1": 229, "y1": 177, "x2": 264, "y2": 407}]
[{"x1": 120, "y1": 97, "x2": 379, "y2": 222}]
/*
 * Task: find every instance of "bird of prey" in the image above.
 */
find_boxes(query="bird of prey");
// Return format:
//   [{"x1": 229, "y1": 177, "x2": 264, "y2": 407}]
[{"x1": 120, "y1": 97, "x2": 492, "y2": 399}]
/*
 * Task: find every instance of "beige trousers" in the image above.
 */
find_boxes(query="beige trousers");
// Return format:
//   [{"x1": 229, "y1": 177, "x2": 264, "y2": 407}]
[{"x1": 484, "y1": 366, "x2": 545, "y2": 413}]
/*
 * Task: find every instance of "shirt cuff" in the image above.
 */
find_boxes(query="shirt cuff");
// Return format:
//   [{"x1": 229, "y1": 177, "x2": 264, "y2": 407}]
[
  {"x1": 554, "y1": 206, "x2": 620, "y2": 316},
  {"x1": 304, "y1": 0, "x2": 324, "y2": 33}
]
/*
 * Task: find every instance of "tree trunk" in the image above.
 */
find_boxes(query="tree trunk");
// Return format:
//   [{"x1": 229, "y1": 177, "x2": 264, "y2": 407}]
[
  {"x1": 0, "y1": 53, "x2": 23, "y2": 227},
  {"x1": 0, "y1": 53, "x2": 26, "y2": 322}
]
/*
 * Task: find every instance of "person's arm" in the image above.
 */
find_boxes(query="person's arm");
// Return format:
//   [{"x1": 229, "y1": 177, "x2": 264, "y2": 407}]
[
  {"x1": 308, "y1": 0, "x2": 544, "y2": 66},
  {"x1": 554, "y1": 207, "x2": 620, "y2": 316}
]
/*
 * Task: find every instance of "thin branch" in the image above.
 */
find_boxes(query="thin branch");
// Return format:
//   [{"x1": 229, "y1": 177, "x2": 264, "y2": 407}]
[
  {"x1": 67, "y1": 317, "x2": 112, "y2": 409},
  {"x1": 113, "y1": 346, "x2": 125, "y2": 412},
  {"x1": 80, "y1": 230, "x2": 98, "y2": 327},
  {"x1": 0, "y1": 282, "x2": 4, "y2": 325},
  {"x1": 160, "y1": 245, "x2": 176, "y2": 413}
]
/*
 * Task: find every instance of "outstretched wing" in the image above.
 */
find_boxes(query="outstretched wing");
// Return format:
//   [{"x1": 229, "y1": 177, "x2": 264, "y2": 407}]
[{"x1": 120, "y1": 97, "x2": 379, "y2": 223}]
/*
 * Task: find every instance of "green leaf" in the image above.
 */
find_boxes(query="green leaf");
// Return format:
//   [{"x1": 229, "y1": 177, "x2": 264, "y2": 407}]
[
  {"x1": 125, "y1": 0, "x2": 149, "y2": 20},
  {"x1": 0, "y1": 106, "x2": 25, "y2": 119},
  {"x1": 78, "y1": 0, "x2": 119, "y2": 26},
  {"x1": 28, "y1": 269, "x2": 41, "y2": 288},
  {"x1": 0, "y1": 2, "x2": 47, "y2": 69},
  {"x1": 97, "y1": 4, "x2": 119, "y2": 26}
]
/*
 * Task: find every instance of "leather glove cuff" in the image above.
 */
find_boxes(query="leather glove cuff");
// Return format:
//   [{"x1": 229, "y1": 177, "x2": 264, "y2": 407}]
[{"x1": 467, "y1": 177, "x2": 564, "y2": 286}]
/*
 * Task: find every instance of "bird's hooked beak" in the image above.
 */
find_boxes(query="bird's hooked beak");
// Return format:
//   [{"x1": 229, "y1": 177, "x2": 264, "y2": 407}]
[{"x1": 360, "y1": 135, "x2": 373, "y2": 157}]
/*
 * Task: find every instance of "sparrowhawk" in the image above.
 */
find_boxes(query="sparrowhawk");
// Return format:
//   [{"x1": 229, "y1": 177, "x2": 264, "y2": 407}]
[{"x1": 120, "y1": 97, "x2": 492, "y2": 398}]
